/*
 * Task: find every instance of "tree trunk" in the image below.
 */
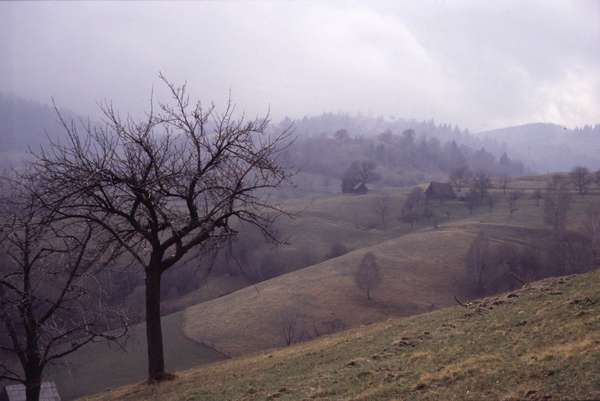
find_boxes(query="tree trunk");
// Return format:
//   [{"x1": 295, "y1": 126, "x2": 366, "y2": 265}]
[
  {"x1": 25, "y1": 368, "x2": 42, "y2": 401},
  {"x1": 145, "y1": 267, "x2": 166, "y2": 381}
]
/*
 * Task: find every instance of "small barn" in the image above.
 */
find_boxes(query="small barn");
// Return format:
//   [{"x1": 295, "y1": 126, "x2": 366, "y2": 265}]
[
  {"x1": 352, "y1": 182, "x2": 368, "y2": 194},
  {"x1": 0, "y1": 382, "x2": 61, "y2": 401},
  {"x1": 425, "y1": 182, "x2": 456, "y2": 201}
]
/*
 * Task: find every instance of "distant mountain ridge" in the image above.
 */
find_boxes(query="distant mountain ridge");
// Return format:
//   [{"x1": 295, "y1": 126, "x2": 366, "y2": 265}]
[
  {"x1": 0, "y1": 93, "x2": 76, "y2": 166},
  {"x1": 2, "y1": 92, "x2": 599, "y2": 173},
  {"x1": 479, "y1": 122, "x2": 600, "y2": 172}
]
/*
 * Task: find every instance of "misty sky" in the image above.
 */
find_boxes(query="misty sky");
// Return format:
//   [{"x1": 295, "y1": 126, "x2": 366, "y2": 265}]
[{"x1": 1, "y1": 1, "x2": 599, "y2": 132}]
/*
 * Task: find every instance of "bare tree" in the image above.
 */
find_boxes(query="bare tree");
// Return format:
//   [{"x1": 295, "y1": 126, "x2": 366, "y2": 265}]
[
  {"x1": 449, "y1": 165, "x2": 472, "y2": 193},
  {"x1": 499, "y1": 175, "x2": 510, "y2": 195},
  {"x1": 464, "y1": 188, "x2": 480, "y2": 215},
  {"x1": 401, "y1": 187, "x2": 424, "y2": 227},
  {"x1": 530, "y1": 189, "x2": 543, "y2": 207},
  {"x1": 0, "y1": 178, "x2": 126, "y2": 401},
  {"x1": 354, "y1": 252, "x2": 381, "y2": 300},
  {"x1": 507, "y1": 190, "x2": 523, "y2": 218},
  {"x1": 279, "y1": 309, "x2": 301, "y2": 346},
  {"x1": 594, "y1": 169, "x2": 600, "y2": 187},
  {"x1": 373, "y1": 194, "x2": 392, "y2": 228},
  {"x1": 582, "y1": 202, "x2": 600, "y2": 262},
  {"x1": 570, "y1": 166, "x2": 592, "y2": 196},
  {"x1": 543, "y1": 180, "x2": 572, "y2": 236},
  {"x1": 545, "y1": 232, "x2": 593, "y2": 276},
  {"x1": 465, "y1": 231, "x2": 490, "y2": 295},
  {"x1": 31, "y1": 75, "x2": 292, "y2": 381},
  {"x1": 472, "y1": 171, "x2": 491, "y2": 202}
]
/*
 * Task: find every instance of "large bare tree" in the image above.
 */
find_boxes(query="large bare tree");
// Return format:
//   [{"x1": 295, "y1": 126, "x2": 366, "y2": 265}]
[
  {"x1": 0, "y1": 178, "x2": 126, "y2": 401},
  {"x1": 30, "y1": 75, "x2": 292, "y2": 381}
]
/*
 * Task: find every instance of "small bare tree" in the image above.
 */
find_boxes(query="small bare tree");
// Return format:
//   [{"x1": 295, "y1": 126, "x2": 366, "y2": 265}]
[
  {"x1": 354, "y1": 252, "x2": 381, "y2": 300},
  {"x1": 545, "y1": 232, "x2": 593, "y2": 276},
  {"x1": 465, "y1": 231, "x2": 490, "y2": 295},
  {"x1": 472, "y1": 171, "x2": 491, "y2": 202},
  {"x1": 31, "y1": 75, "x2": 292, "y2": 381},
  {"x1": 570, "y1": 166, "x2": 592, "y2": 196},
  {"x1": 582, "y1": 202, "x2": 600, "y2": 262},
  {"x1": 374, "y1": 194, "x2": 392, "y2": 228},
  {"x1": 449, "y1": 165, "x2": 472, "y2": 193},
  {"x1": 279, "y1": 309, "x2": 301, "y2": 346},
  {"x1": 595, "y1": 169, "x2": 600, "y2": 187},
  {"x1": 499, "y1": 175, "x2": 510, "y2": 195},
  {"x1": 530, "y1": 189, "x2": 543, "y2": 207},
  {"x1": 464, "y1": 188, "x2": 480, "y2": 215},
  {"x1": 401, "y1": 187, "x2": 424, "y2": 227},
  {"x1": 507, "y1": 190, "x2": 523, "y2": 218},
  {"x1": 543, "y1": 180, "x2": 572, "y2": 236},
  {"x1": 0, "y1": 178, "x2": 126, "y2": 401}
]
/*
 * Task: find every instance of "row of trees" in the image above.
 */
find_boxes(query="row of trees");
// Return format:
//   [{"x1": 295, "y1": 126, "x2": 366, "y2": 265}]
[
  {"x1": 283, "y1": 126, "x2": 524, "y2": 194},
  {"x1": 464, "y1": 171, "x2": 600, "y2": 296},
  {"x1": 464, "y1": 228, "x2": 594, "y2": 296},
  {"x1": 1, "y1": 76, "x2": 292, "y2": 400},
  {"x1": 568, "y1": 166, "x2": 600, "y2": 195}
]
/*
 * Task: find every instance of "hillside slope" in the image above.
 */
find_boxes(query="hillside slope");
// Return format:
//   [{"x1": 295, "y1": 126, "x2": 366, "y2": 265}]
[
  {"x1": 182, "y1": 222, "x2": 551, "y2": 357},
  {"x1": 83, "y1": 268, "x2": 600, "y2": 401}
]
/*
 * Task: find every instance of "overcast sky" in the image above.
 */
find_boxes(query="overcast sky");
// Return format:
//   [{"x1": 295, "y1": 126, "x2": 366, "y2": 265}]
[{"x1": 1, "y1": 1, "x2": 598, "y2": 132}]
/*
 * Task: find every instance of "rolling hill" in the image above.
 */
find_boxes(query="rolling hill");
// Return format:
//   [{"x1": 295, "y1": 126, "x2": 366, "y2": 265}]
[
  {"x1": 181, "y1": 221, "x2": 553, "y2": 357},
  {"x1": 81, "y1": 267, "x2": 600, "y2": 401},
  {"x1": 44, "y1": 175, "x2": 600, "y2": 399}
]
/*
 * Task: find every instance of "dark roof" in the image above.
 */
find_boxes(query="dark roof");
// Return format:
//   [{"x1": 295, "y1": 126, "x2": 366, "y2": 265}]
[
  {"x1": 425, "y1": 182, "x2": 456, "y2": 199},
  {"x1": 1, "y1": 383, "x2": 61, "y2": 401},
  {"x1": 352, "y1": 182, "x2": 368, "y2": 193}
]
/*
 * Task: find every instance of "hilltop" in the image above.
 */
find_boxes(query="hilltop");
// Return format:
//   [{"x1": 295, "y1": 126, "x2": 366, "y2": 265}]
[{"x1": 82, "y1": 268, "x2": 600, "y2": 401}]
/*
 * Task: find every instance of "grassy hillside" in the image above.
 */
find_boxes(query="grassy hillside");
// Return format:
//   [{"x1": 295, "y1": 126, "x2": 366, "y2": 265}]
[
  {"x1": 182, "y1": 220, "x2": 553, "y2": 357},
  {"x1": 45, "y1": 187, "x2": 475, "y2": 399},
  {"x1": 82, "y1": 268, "x2": 600, "y2": 401},
  {"x1": 157, "y1": 187, "x2": 475, "y2": 315},
  {"x1": 46, "y1": 312, "x2": 225, "y2": 401},
  {"x1": 53, "y1": 177, "x2": 600, "y2": 399},
  {"x1": 182, "y1": 177, "x2": 599, "y2": 358}
]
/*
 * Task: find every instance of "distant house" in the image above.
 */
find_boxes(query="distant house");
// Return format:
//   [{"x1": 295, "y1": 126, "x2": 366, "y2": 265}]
[
  {"x1": 0, "y1": 382, "x2": 61, "y2": 401},
  {"x1": 352, "y1": 182, "x2": 368, "y2": 194},
  {"x1": 425, "y1": 182, "x2": 456, "y2": 202}
]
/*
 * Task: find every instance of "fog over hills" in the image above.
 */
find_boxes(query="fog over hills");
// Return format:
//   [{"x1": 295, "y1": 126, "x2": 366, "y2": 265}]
[
  {"x1": 1, "y1": 3, "x2": 600, "y2": 400},
  {"x1": 2, "y1": 92, "x2": 598, "y2": 174},
  {"x1": 480, "y1": 122, "x2": 600, "y2": 172}
]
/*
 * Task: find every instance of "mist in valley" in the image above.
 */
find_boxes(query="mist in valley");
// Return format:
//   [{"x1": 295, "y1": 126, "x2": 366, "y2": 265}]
[{"x1": 1, "y1": 2, "x2": 600, "y2": 401}]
